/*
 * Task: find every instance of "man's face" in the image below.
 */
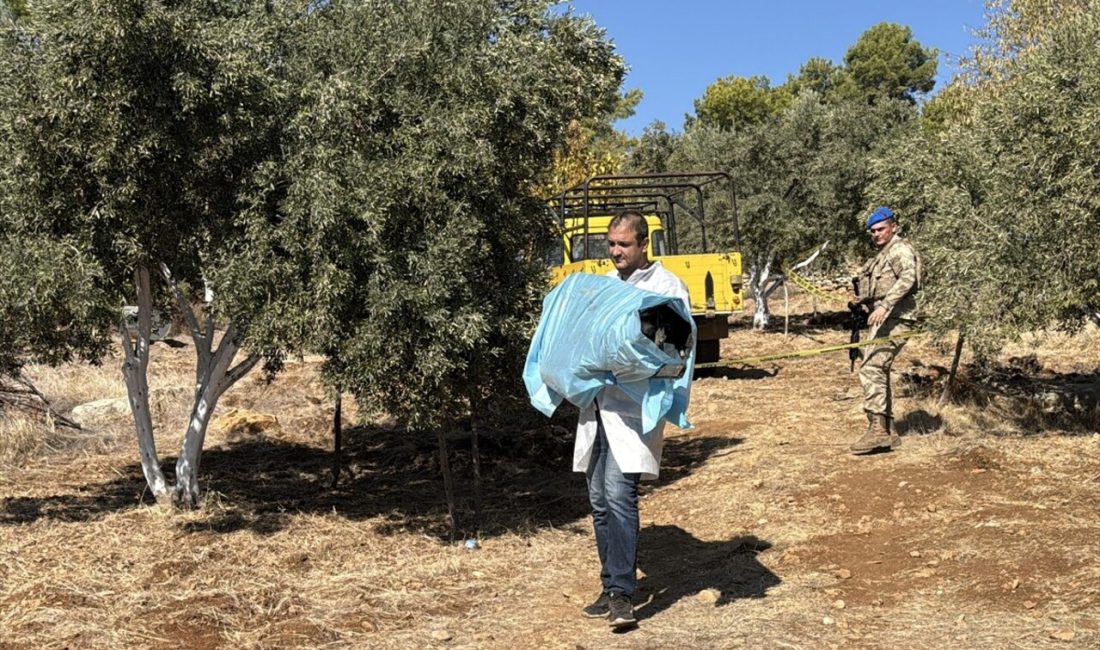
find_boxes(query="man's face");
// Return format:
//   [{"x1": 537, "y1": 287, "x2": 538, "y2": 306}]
[
  {"x1": 868, "y1": 219, "x2": 898, "y2": 248},
  {"x1": 607, "y1": 223, "x2": 649, "y2": 275}
]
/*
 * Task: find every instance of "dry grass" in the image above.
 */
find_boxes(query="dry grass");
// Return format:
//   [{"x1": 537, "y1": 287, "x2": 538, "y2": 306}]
[
  {"x1": 2, "y1": 297, "x2": 1099, "y2": 649},
  {"x1": 0, "y1": 415, "x2": 42, "y2": 467}
]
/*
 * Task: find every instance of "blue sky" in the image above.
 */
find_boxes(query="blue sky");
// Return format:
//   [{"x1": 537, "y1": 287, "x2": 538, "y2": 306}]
[{"x1": 558, "y1": 1, "x2": 988, "y2": 135}]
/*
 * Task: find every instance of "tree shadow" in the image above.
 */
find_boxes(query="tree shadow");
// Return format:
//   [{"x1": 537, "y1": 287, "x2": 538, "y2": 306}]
[
  {"x1": 0, "y1": 470, "x2": 149, "y2": 525},
  {"x1": 634, "y1": 525, "x2": 779, "y2": 621},
  {"x1": 896, "y1": 409, "x2": 943, "y2": 436},
  {"x1": 775, "y1": 309, "x2": 851, "y2": 338},
  {"x1": 696, "y1": 366, "x2": 780, "y2": 381},
  {"x1": 1, "y1": 421, "x2": 743, "y2": 541},
  {"x1": 903, "y1": 356, "x2": 1100, "y2": 434}
]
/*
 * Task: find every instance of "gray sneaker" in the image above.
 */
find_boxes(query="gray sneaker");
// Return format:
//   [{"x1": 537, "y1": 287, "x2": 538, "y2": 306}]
[
  {"x1": 607, "y1": 592, "x2": 636, "y2": 629},
  {"x1": 582, "y1": 592, "x2": 610, "y2": 618}
]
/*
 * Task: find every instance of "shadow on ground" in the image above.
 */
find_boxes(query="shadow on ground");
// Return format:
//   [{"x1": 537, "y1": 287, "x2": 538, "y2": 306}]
[
  {"x1": 1, "y1": 422, "x2": 743, "y2": 541},
  {"x1": 635, "y1": 525, "x2": 779, "y2": 621},
  {"x1": 696, "y1": 366, "x2": 780, "y2": 381},
  {"x1": 777, "y1": 309, "x2": 851, "y2": 338},
  {"x1": 903, "y1": 355, "x2": 1100, "y2": 433},
  {"x1": 896, "y1": 409, "x2": 943, "y2": 436}
]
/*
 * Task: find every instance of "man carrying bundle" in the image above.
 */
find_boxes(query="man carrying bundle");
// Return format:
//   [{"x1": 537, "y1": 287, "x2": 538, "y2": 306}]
[{"x1": 576, "y1": 211, "x2": 689, "y2": 629}]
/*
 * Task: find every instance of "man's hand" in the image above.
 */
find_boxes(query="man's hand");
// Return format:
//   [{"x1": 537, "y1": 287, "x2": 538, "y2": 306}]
[{"x1": 867, "y1": 306, "x2": 888, "y2": 327}]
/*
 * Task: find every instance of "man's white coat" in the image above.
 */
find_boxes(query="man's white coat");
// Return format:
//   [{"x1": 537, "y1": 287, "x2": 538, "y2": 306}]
[{"x1": 573, "y1": 261, "x2": 691, "y2": 480}]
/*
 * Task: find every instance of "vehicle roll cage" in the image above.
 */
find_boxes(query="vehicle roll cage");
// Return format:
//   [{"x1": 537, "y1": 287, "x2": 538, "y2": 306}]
[{"x1": 551, "y1": 171, "x2": 740, "y2": 260}]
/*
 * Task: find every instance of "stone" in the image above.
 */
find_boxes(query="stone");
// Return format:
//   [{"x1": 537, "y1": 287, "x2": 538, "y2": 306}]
[
  {"x1": 430, "y1": 630, "x2": 453, "y2": 642},
  {"x1": 697, "y1": 588, "x2": 720, "y2": 604},
  {"x1": 71, "y1": 397, "x2": 131, "y2": 424}
]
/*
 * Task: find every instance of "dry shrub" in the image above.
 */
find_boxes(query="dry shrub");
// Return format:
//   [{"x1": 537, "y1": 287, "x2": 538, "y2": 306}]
[
  {"x1": 0, "y1": 414, "x2": 44, "y2": 467},
  {"x1": 0, "y1": 413, "x2": 118, "y2": 468},
  {"x1": 20, "y1": 354, "x2": 126, "y2": 413}
]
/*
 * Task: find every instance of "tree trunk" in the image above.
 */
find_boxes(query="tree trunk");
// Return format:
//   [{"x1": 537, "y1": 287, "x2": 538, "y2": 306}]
[
  {"x1": 331, "y1": 391, "x2": 343, "y2": 488},
  {"x1": 749, "y1": 253, "x2": 786, "y2": 330},
  {"x1": 161, "y1": 264, "x2": 260, "y2": 508},
  {"x1": 120, "y1": 265, "x2": 170, "y2": 504},
  {"x1": 748, "y1": 254, "x2": 774, "y2": 330},
  {"x1": 173, "y1": 324, "x2": 243, "y2": 508},
  {"x1": 937, "y1": 333, "x2": 965, "y2": 410},
  {"x1": 783, "y1": 281, "x2": 790, "y2": 338},
  {"x1": 121, "y1": 263, "x2": 261, "y2": 508},
  {"x1": 467, "y1": 387, "x2": 482, "y2": 538},
  {"x1": 435, "y1": 428, "x2": 457, "y2": 540}
]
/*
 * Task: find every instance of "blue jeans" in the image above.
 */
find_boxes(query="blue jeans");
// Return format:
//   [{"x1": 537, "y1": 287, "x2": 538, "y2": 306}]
[{"x1": 586, "y1": 415, "x2": 641, "y2": 598}]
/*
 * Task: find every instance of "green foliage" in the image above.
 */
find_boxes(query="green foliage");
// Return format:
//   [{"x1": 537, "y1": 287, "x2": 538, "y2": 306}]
[
  {"x1": 672, "y1": 20, "x2": 935, "y2": 303},
  {"x1": 2, "y1": 0, "x2": 26, "y2": 20},
  {"x1": 214, "y1": 1, "x2": 624, "y2": 429},
  {"x1": 839, "y1": 22, "x2": 937, "y2": 103},
  {"x1": 694, "y1": 75, "x2": 793, "y2": 130},
  {"x1": 919, "y1": 83, "x2": 976, "y2": 134},
  {"x1": 1, "y1": 0, "x2": 620, "y2": 429},
  {"x1": 970, "y1": 0, "x2": 1090, "y2": 80},
  {"x1": 626, "y1": 120, "x2": 678, "y2": 173},
  {"x1": 542, "y1": 87, "x2": 637, "y2": 193},
  {"x1": 869, "y1": 3, "x2": 1100, "y2": 358},
  {"x1": 674, "y1": 22, "x2": 934, "y2": 277},
  {"x1": 0, "y1": 235, "x2": 113, "y2": 375},
  {"x1": 674, "y1": 93, "x2": 917, "y2": 269},
  {"x1": 785, "y1": 57, "x2": 845, "y2": 97},
  {"x1": 0, "y1": 0, "x2": 297, "y2": 375}
]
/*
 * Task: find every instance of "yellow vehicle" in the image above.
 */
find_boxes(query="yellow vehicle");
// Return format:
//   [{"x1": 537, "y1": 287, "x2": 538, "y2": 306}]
[{"x1": 548, "y1": 172, "x2": 743, "y2": 364}]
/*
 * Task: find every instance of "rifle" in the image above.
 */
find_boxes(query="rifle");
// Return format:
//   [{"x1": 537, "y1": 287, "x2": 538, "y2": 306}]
[{"x1": 848, "y1": 278, "x2": 869, "y2": 372}]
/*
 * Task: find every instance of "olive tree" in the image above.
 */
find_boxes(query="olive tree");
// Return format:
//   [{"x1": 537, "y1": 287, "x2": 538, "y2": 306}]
[
  {"x1": 671, "y1": 22, "x2": 933, "y2": 328},
  {"x1": 673, "y1": 93, "x2": 917, "y2": 328},
  {"x1": 1, "y1": 0, "x2": 623, "y2": 515},
  {"x1": 0, "y1": 1, "x2": 302, "y2": 506},
  {"x1": 207, "y1": 0, "x2": 622, "y2": 530},
  {"x1": 868, "y1": 2, "x2": 1100, "y2": 359}
]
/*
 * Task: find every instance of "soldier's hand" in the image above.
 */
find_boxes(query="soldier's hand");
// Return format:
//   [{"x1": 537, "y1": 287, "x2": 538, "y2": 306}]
[{"x1": 867, "y1": 306, "x2": 887, "y2": 327}]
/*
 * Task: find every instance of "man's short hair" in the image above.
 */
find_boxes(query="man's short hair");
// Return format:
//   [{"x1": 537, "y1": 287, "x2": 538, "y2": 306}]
[{"x1": 608, "y1": 210, "x2": 649, "y2": 243}]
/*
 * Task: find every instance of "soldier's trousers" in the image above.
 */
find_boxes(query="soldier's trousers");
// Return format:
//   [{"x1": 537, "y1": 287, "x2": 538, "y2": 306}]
[{"x1": 859, "y1": 318, "x2": 911, "y2": 417}]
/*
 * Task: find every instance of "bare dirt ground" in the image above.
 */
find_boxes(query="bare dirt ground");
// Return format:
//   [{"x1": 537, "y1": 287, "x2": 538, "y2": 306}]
[{"x1": 2, "y1": 295, "x2": 1099, "y2": 649}]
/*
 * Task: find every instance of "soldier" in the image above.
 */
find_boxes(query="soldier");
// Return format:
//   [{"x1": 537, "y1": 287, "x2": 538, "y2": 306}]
[{"x1": 850, "y1": 206, "x2": 921, "y2": 455}]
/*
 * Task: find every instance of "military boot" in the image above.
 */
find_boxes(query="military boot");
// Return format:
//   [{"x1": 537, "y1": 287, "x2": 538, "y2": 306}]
[
  {"x1": 850, "y1": 414, "x2": 894, "y2": 454},
  {"x1": 887, "y1": 416, "x2": 901, "y2": 449}
]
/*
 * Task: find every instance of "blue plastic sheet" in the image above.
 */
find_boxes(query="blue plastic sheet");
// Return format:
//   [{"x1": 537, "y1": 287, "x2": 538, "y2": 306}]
[{"x1": 523, "y1": 273, "x2": 696, "y2": 434}]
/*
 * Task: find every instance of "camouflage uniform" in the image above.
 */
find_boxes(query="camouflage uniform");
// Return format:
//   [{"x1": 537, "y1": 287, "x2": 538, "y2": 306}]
[{"x1": 856, "y1": 235, "x2": 921, "y2": 418}]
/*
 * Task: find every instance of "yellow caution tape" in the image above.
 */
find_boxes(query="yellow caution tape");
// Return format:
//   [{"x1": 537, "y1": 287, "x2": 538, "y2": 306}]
[
  {"x1": 782, "y1": 265, "x2": 849, "y2": 307},
  {"x1": 696, "y1": 330, "x2": 922, "y2": 369}
]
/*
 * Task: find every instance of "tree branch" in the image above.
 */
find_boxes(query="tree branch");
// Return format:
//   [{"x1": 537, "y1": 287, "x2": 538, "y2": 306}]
[
  {"x1": 761, "y1": 274, "x2": 786, "y2": 299},
  {"x1": 219, "y1": 353, "x2": 260, "y2": 396},
  {"x1": 3, "y1": 373, "x2": 83, "y2": 430},
  {"x1": 789, "y1": 241, "x2": 829, "y2": 273},
  {"x1": 160, "y1": 262, "x2": 204, "y2": 345},
  {"x1": 119, "y1": 321, "x2": 135, "y2": 360}
]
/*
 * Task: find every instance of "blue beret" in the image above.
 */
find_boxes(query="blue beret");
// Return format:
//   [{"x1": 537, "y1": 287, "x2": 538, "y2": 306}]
[{"x1": 866, "y1": 206, "x2": 894, "y2": 229}]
